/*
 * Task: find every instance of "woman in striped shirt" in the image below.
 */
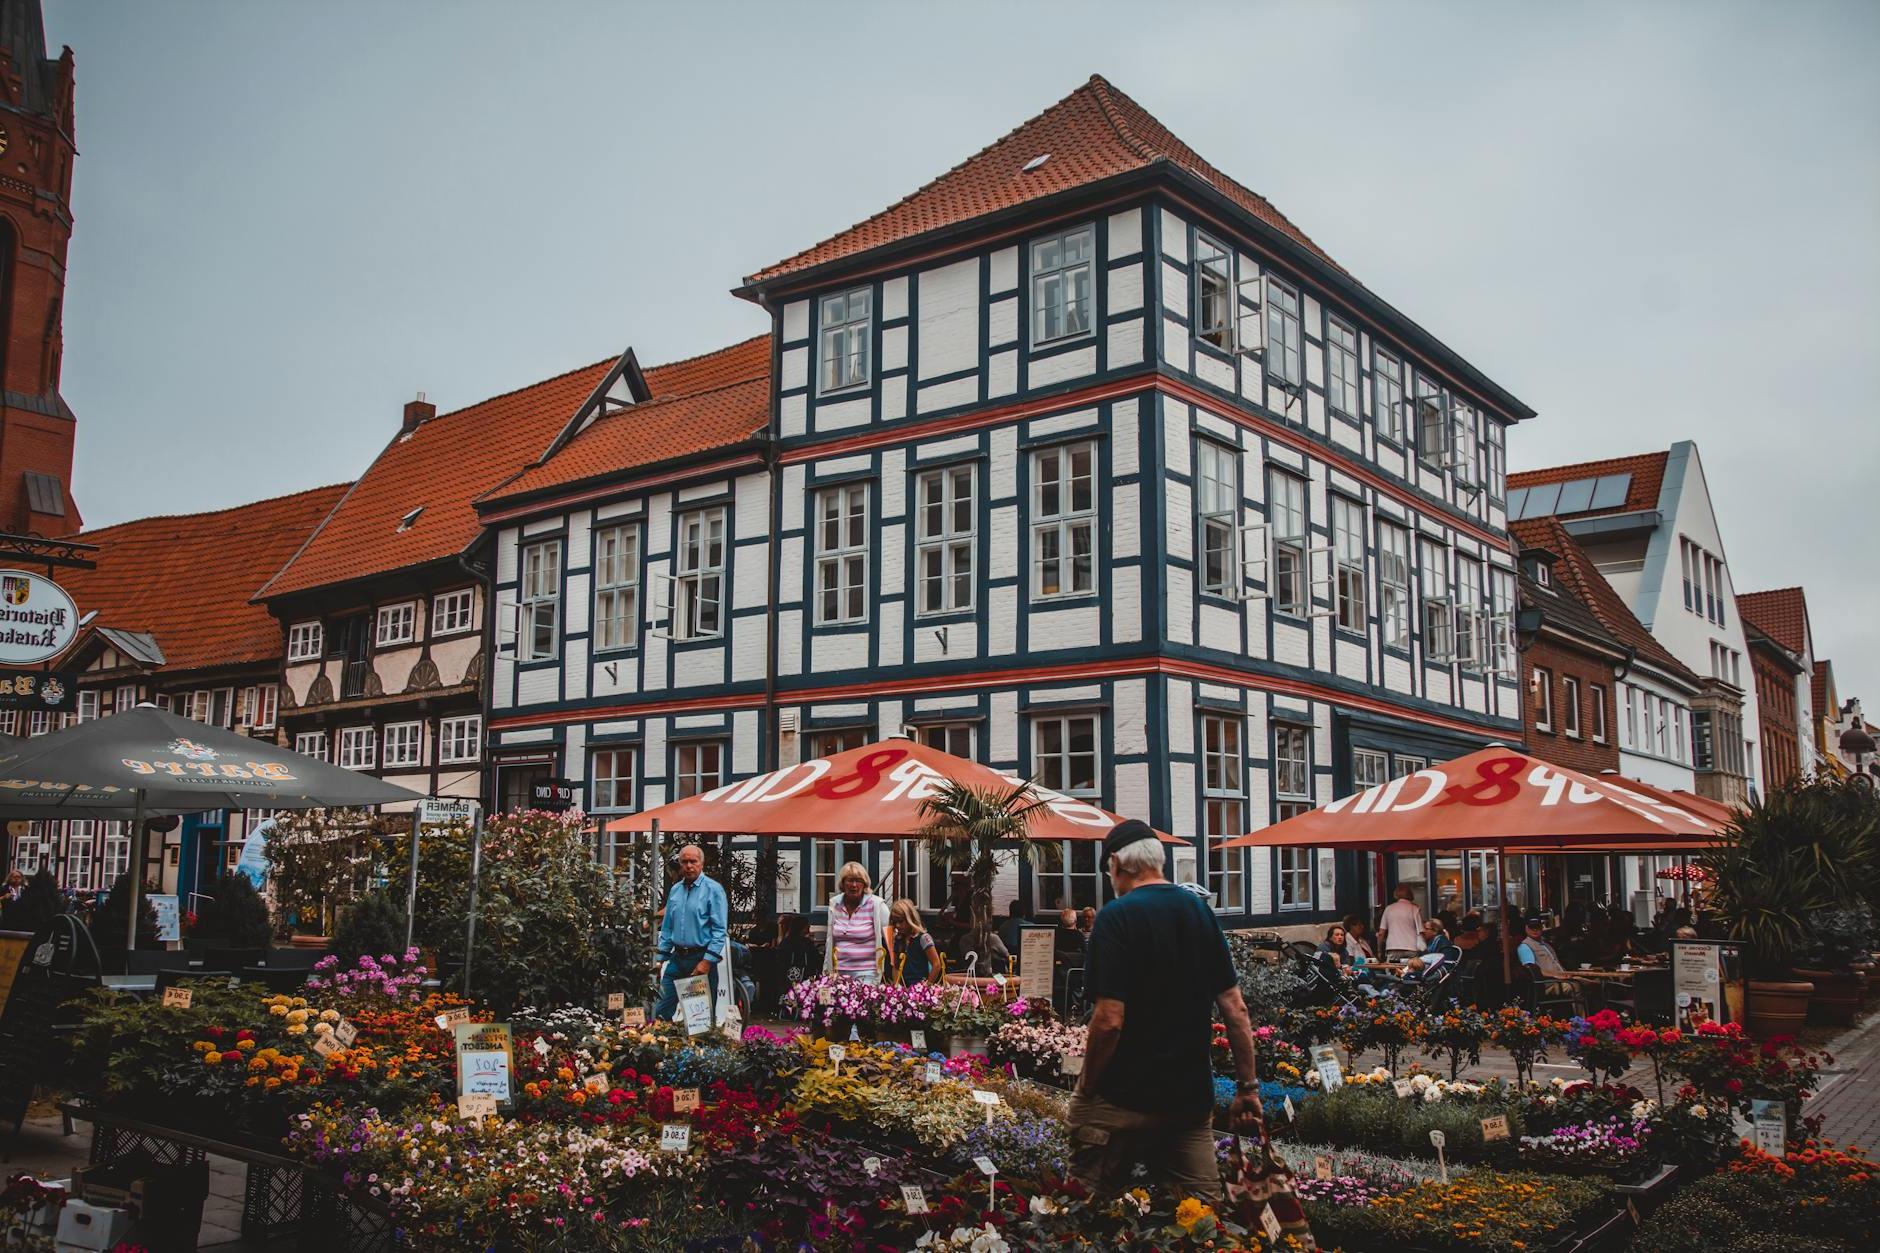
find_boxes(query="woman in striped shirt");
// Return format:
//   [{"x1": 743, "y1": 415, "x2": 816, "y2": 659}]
[{"x1": 822, "y1": 861, "x2": 891, "y2": 984}]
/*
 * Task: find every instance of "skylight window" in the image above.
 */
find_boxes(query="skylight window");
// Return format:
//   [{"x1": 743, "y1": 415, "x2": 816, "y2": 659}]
[
  {"x1": 397, "y1": 507, "x2": 423, "y2": 532},
  {"x1": 1021, "y1": 153, "x2": 1051, "y2": 173}
]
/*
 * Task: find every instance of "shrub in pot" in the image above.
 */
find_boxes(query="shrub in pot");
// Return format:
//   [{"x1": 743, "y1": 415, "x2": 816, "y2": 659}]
[{"x1": 329, "y1": 891, "x2": 408, "y2": 969}]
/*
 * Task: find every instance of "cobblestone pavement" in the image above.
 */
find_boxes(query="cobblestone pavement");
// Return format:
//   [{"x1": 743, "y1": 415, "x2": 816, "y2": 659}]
[{"x1": 1806, "y1": 1005, "x2": 1880, "y2": 1150}]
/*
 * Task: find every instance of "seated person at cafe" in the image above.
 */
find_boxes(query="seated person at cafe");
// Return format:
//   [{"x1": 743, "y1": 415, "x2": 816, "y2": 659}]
[
  {"x1": 1341, "y1": 915, "x2": 1376, "y2": 962},
  {"x1": 1454, "y1": 912, "x2": 1487, "y2": 953},
  {"x1": 1518, "y1": 912, "x2": 1586, "y2": 1008},
  {"x1": 1317, "y1": 924, "x2": 1352, "y2": 969},
  {"x1": 1054, "y1": 908, "x2": 1085, "y2": 960}
]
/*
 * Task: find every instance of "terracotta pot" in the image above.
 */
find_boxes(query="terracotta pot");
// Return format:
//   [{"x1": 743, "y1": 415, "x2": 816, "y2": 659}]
[
  {"x1": 1851, "y1": 961, "x2": 1879, "y2": 997},
  {"x1": 1793, "y1": 968, "x2": 1864, "y2": 1025},
  {"x1": 1745, "y1": 978, "x2": 1813, "y2": 1038}
]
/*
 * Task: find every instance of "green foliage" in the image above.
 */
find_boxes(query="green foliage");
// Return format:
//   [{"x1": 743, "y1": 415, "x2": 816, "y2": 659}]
[
  {"x1": 409, "y1": 808, "x2": 653, "y2": 1013},
  {"x1": 265, "y1": 808, "x2": 400, "y2": 936},
  {"x1": 1229, "y1": 936, "x2": 1311, "y2": 1020},
  {"x1": 915, "y1": 779, "x2": 1055, "y2": 940},
  {"x1": 1289, "y1": 1083, "x2": 1525, "y2": 1163},
  {"x1": 194, "y1": 873, "x2": 271, "y2": 950},
  {"x1": 329, "y1": 891, "x2": 407, "y2": 968},
  {"x1": 1306, "y1": 1169, "x2": 1609, "y2": 1253},
  {"x1": 1636, "y1": 1162, "x2": 1874, "y2": 1253},
  {"x1": 93, "y1": 872, "x2": 158, "y2": 950}
]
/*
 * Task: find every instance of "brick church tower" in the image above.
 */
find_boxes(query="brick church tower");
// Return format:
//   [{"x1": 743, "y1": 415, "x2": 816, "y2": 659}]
[{"x1": 0, "y1": 0, "x2": 76, "y2": 537}]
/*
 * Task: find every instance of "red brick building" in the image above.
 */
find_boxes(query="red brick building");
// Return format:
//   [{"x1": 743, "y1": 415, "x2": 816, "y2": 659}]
[
  {"x1": 1743, "y1": 622, "x2": 1805, "y2": 787},
  {"x1": 1510, "y1": 518, "x2": 1625, "y2": 773},
  {"x1": 0, "y1": 0, "x2": 79, "y2": 536}
]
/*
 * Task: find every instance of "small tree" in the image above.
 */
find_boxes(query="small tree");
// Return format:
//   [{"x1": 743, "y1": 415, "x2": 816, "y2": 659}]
[
  {"x1": 265, "y1": 808, "x2": 401, "y2": 935},
  {"x1": 194, "y1": 873, "x2": 272, "y2": 950},
  {"x1": 915, "y1": 780, "x2": 1056, "y2": 940},
  {"x1": 94, "y1": 872, "x2": 158, "y2": 951},
  {"x1": 330, "y1": 891, "x2": 407, "y2": 968}
]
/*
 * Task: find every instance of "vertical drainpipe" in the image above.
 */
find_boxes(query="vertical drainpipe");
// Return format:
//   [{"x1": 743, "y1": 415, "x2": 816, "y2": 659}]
[{"x1": 755, "y1": 291, "x2": 783, "y2": 921}]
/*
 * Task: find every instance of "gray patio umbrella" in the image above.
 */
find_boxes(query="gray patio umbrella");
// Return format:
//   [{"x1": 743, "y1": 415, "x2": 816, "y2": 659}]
[{"x1": 0, "y1": 705, "x2": 421, "y2": 947}]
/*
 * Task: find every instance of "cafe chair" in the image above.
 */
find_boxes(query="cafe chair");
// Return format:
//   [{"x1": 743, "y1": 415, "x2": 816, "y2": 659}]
[{"x1": 1520, "y1": 963, "x2": 1581, "y2": 1017}]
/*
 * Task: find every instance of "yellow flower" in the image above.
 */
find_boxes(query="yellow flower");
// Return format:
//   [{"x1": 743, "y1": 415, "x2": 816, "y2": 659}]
[
  {"x1": 286, "y1": 1009, "x2": 309, "y2": 1025},
  {"x1": 203, "y1": 1051, "x2": 223, "y2": 1066},
  {"x1": 192, "y1": 1040, "x2": 213, "y2": 1053},
  {"x1": 286, "y1": 1023, "x2": 308, "y2": 1036},
  {"x1": 269, "y1": 1004, "x2": 288, "y2": 1016},
  {"x1": 319, "y1": 1009, "x2": 340, "y2": 1023},
  {"x1": 1174, "y1": 1197, "x2": 1214, "y2": 1230}
]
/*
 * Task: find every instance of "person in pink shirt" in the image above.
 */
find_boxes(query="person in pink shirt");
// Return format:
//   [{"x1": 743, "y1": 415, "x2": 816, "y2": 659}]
[{"x1": 1379, "y1": 883, "x2": 1424, "y2": 959}]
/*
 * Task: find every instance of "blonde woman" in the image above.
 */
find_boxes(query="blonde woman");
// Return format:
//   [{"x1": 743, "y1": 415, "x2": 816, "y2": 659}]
[
  {"x1": 823, "y1": 861, "x2": 892, "y2": 984},
  {"x1": 888, "y1": 898, "x2": 943, "y2": 985}
]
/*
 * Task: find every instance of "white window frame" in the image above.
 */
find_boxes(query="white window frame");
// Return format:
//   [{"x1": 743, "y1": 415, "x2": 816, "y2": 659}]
[
  {"x1": 1277, "y1": 846, "x2": 1313, "y2": 912},
  {"x1": 1450, "y1": 401, "x2": 1480, "y2": 485},
  {"x1": 77, "y1": 689, "x2": 99, "y2": 722},
  {"x1": 251, "y1": 683, "x2": 278, "y2": 731},
  {"x1": 1454, "y1": 556, "x2": 1482, "y2": 668},
  {"x1": 1031, "y1": 442, "x2": 1096, "y2": 599},
  {"x1": 813, "y1": 483, "x2": 870, "y2": 626},
  {"x1": 1533, "y1": 669, "x2": 1555, "y2": 731},
  {"x1": 1194, "y1": 232, "x2": 1234, "y2": 350},
  {"x1": 1415, "y1": 375, "x2": 1449, "y2": 470},
  {"x1": 287, "y1": 621, "x2": 322, "y2": 662},
  {"x1": 1032, "y1": 713, "x2": 1104, "y2": 911},
  {"x1": 1485, "y1": 421, "x2": 1506, "y2": 498},
  {"x1": 432, "y1": 588, "x2": 475, "y2": 636},
  {"x1": 1331, "y1": 495, "x2": 1367, "y2": 633},
  {"x1": 1274, "y1": 724, "x2": 1312, "y2": 805},
  {"x1": 589, "y1": 747, "x2": 637, "y2": 813},
  {"x1": 1268, "y1": 469, "x2": 1308, "y2": 617},
  {"x1": 102, "y1": 828, "x2": 130, "y2": 884},
  {"x1": 1420, "y1": 539, "x2": 1454, "y2": 662},
  {"x1": 593, "y1": 523, "x2": 641, "y2": 652},
  {"x1": 113, "y1": 684, "x2": 137, "y2": 715},
  {"x1": 338, "y1": 727, "x2": 375, "y2": 771},
  {"x1": 382, "y1": 721, "x2": 423, "y2": 768},
  {"x1": 1375, "y1": 349, "x2": 1405, "y2": 442},
  {"x1": 1562, "y1": 676, "x2": 1582, "y2": 738},
  {"x1": 914, "y1": 465, "x2": 976, "y2": 616},
  {"x1": 1622, "y1": 685, "x2": 1637, "y2": 749},
  {"x1": 439, "y1": 715, "x2": 481, "y2": 764},
  {"x1": 1031, "y1": 225, "x2": 1095, "y2": 345},
  {"x1": 1274, "y1": 723, "x2": 1315, "y2": 913},
  {"x1": 1591, "y1": 684, "x2": 1609, "y2": 744},
  {"x1": 818, "y1": 287, "x2": 872, "y2": 393},
  {"x1": 519, "y1": 539, "x2": 561, "y2": 662},
  {"x1": 1264, "y1": 277, "x2": 1303, "y2": 386},
  {"x1": 1326, "y1": 315, "x2": 1360, "y2": 417},
  {"x1": 674, "y1": 741, "x2": 725, "y2": 801},
  {"x1": 912, "y1": 721, "x2": 975, "y2": 758},
  {"x1": 1202, "y1": 712, "x2": 1246, "y2": 911},
  {"x1": 294, "y1": 731, "x2": 328, "y2": 762},
  {"x1": 662, "y1": 507, "x2": 726, "y2": 641},
  {"x1": 1378, "y1": 522, "x2": 1410, "y2": 649},
  {"x1": 67, "y1": 821, "x2": 96, "y2": 893},
  {"x1": 375, "y1": 602, "x2": 416, "y2": 647},
  {"x1": 1195, "y1": 439, "x2": 1240, "y2": 598},
  {"x1": 1352, "y1": 747, "x2": 1390, "y2": 791}
]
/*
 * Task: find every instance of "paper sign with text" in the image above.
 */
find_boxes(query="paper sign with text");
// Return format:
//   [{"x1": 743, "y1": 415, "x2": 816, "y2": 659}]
[
  {"x1": 659, "y1": 1124, "x2": 690, "y2": 1153},
  {"x1": 454, "y1": 1022, "x2": 515, "y2": 1104},
  {"x1": 673, "y1": 1088, "x2": 700, "y2": 1113},
  {"x1": 457, "y1": 1093, "x2": 496, "y2": 1121},
  {"x1": 1480, "y1": 1115, "x2": 1510, "y2": 1142},
  {"x1": 161, "y1": 987, "x2": 193, "y2": 1009}
]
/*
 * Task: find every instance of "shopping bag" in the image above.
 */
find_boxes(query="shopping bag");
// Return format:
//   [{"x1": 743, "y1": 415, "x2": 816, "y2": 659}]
[{"x1": 1224, "y1": 1132, "x2": 1317, "y2": 1250}]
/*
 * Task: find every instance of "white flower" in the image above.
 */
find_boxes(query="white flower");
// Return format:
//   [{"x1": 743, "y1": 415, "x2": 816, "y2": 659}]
[
  {"x1": 1409, "y1": 1074, "x2": 1434, "y2": 1093},
  {"x1": 1422, "y1": 1086, "x2": 1444, "y2": 1103},
  {"x1": 1690, "y1": 1105, "x2": 1708, "y2": 1119},
  {"x1": 1028, "y1": 1195, "x2": 1061, "y2": 1216}
]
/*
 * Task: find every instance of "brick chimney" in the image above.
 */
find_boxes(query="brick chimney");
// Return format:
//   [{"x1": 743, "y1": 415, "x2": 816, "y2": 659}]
[{"x1": 402, "y1": 391, "x2": 436, "y2": 432}]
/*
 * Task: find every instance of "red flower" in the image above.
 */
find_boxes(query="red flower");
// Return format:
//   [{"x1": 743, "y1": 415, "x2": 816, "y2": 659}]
[
  {"x1": 1725, "y1": 1078, "x2": 1744, "y2": 1094},
  {"x1": 223, "y1": 1050, "x2": 243, "y2": 1066}
]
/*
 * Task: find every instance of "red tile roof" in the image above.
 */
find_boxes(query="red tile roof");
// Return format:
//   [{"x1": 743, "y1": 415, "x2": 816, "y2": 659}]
[
  {"x1": 1813, "y1": 660, "x2": 1833, "y2": 722},
  {"x1": 483, "y1": 337, "x2": 771, "y2": 506},
  {"x1": 746, "y1": 74, "x2": 1343, "y2": 285},
  {"x1": 58, "y1": 483, "x2": 350, "y2": 673},
  {"x1": 1737, "y1": 588, "x2": 1811, "y2": 657},
  {"x1": 1512, "y1": 516, "x2": 1698, "y2": 687},
  {"x1": 1508, "y1": 451, "x2": 1669, "y2": 518}
]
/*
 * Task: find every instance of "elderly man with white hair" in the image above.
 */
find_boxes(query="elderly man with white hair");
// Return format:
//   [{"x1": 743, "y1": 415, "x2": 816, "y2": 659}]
[
  {"x1": 1069, "y1": 819, "x2": 1263, "y2": 1204},
  {"x1": 654, "y1": 843, "x2": 728, "y2": 1022}
]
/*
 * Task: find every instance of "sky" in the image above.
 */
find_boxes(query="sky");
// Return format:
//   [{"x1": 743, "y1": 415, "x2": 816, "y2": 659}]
[{"x1": 44, "y1": 0, "x2": 1880, "y2": 702}]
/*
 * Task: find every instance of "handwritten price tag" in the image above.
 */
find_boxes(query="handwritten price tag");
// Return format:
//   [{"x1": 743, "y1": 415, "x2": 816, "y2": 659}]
[
  {"x1": 1260, "y1": 1203, "x2": 1282, "y2": 1242},
  {"x1": 673, "y1": 1088, "x2": 700, "y2": 1113},
  {"x1": 659, "y1": 1123, "x2": 690, "y2": 1153},
  {"x1": 457, "y1": 1093, "x2": 496, "y2": 1120},
  {"x1": 620, "y1": 1007, "x2": 646, "y2": 1029},
  {"x1": 818, "y1": 987, "x2": 835, "y2": 1006},
  {"x1": 335, "y1": 1019, "x2": 358, "y2": 1047},
  {"x1": 1480, "y1": 1115, "x2": 1510, "y2": 1142},
  {"x1": 583, "y1": 1073, "x2": 610, "y2": 1094},
  {"x1": 1282, "y1": 1095, "x2": 1295, "y2": 1122},
  {"x1": 605, "y1": 992, "x2": 625, "y2": 1011},
  {"x1": 1393, "y1": 1079, "x2": 1414, "y2": 1099},
  {"x1": 863, "y1": 1155, "x2": 880, "y2": 1178},
  {"x1": 900, "y1": 1183, "x2": 928, "y2": 1214},
  {"x1": 1059, "y1": 1050, "x2": 1085, "y2": 1077},
  {"x1": 970, "y1": 1089, "x2": 1000, "y2": 1107},
  {"x1": 991, "y1": 973, "x2": 1007, "y2": 989},
  {"x1": 828, "y1": 1044, "x2": 847, "y2": 1065},
  {"x1": 924, "y1": 1061, "x2": 943, "y2": 1085},
  {"x1": 312, "y1": 1033, "x2": 342, "y2": 1058},
  {"x1": 909, "y1": 1028, "x2": 926, "y2": 1051},
  {"x1": 161, "y1": 987, "x2": 193, "y2": 1009},
  {"x1": 226, "y1": 976, "x2": 242, "y2": 991},
  {"x1": 973, "y1": 1155, "x2": 997, "y2": 1176},
  {"x1": 1314, "y1": 1155, "x2": 1333, "y2": 1181},
  {"x1": 533, "y1": 1036, "x2": 551, "y2": 1057}
]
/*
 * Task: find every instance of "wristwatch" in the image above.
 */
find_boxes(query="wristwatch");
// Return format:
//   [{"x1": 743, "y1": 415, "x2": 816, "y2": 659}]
[{"x1": 1236, "y1": 1080, "x2": 1262, "y2": 1095}]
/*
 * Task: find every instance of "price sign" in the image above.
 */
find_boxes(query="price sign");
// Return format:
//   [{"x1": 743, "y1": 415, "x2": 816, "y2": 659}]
[
  {"x1": 659, "y1": 1123, "x2": 690, "y2": 1153},
  {"x1": 1428, "y1": 1129, "x2": 1447, "y2": 1148},
  {"x1": 828, "y1": 1044, "x2": 847, "y2": 1067},
  {"x1": 673, "y1": 1087, "x2": 700, "y2": 1113},
  {"x1": 226, "y1": 976, "x2": 242, "y2": 991},
  {"x1": 1282, "y1": 1095, "x2": 1295, "y2": 1122},
  {"x1": 457, "y1": 1093, "x2": 496, "y2": 1121},
  {"x1": 335, "y1": 1019, "x2": 358, "y2": 1047},
  {"x1": 1750, "y1": 1100, "x2": 1786, "y2": 1157},
  {"x1": 605, "y1": 992, "x2": 625, "y2": 1011},
  {"x1": 862, "y1": 1156, "x2": 880, "y2": 1178},
  {"x1": 620, "y1": 1007, "x2": 646, "y2": 1029},
  {"x1": 1310, "y1": 1044, "x2": 1344, "y2": 1092},
  {"x1": 973, "y1": 1155, "x2": 997, "y2": 1176},
  {"x1": 533, "y1": 1036, "x2": 551, "y2": 1057},
  {"x1": 909, "y1": 1028, "x2": 926, "y2": 1052},
  {"x1": 924, "y1": 1061, "x2": 943, "y2": 1085},
  {"x1": 436, "y1": 1006, "x2": 471, "y2": 1031},
  {"x1": 991, "y1": 972, "x2": 1007, "y2": 989},
  {"x1": 1393, "y1": 1079, "x2": 1414, "y2": 1099},
  {"x1": 583, "y1": 1073, "x2": 610, "y2": 1094},
  {"x1": 1260, "y1": 1203, "x2": 1282, "y2": 1242},
  {"x1": 971, "y1": 1088, "x2": 1000, "y2": 1126},
  {"x1": 1314, "y1": 1155, "x2": 1333, "y2": 1181},
  {"x1": 1429, "y1": 1128, "x2": 1449, "y2": 1183},
  {"x1": 312, "y1": 1033, "x2": 342, "y2": 1058},
  {"x1": 1480, "y1": 1115, "x2": 1510, "y2": 1142},
  {"x1": 900, "y1": 1184, "x2": 928, "y2": 1215},
  {"x1": 161, "y1": 987, "x2": 193, "y2": 1010},
  {"x1": 677, "y1": 975, "x2": 713, "y2": 1036},
  {"x1": 1059, "y1": 1050, "x2": 1084, "y2": 1077}
]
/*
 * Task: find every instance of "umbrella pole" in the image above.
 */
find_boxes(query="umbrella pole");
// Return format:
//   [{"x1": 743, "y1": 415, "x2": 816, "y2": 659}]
[
  {"x1": 1498, "y1": 845, "x2": 1512, "y2": 987},
  {"x1": 649, "y1": 819, "x2": 662, "y2": 996},
  {"x1": 126, "y1": 789, "x2": 147, "y2": 953},
  {"x1": 403, "y1": 814, "x2": 424, "y2": 954},
  {"x1": 462, "y1": 809, "x2": 485, "y2": 999}
]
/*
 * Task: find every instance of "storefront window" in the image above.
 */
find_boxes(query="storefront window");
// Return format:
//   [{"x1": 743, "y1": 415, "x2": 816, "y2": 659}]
[
  {"x1": 1433, "y1": 852, "x2": 1464, "y2": 917},
  {"x1": 1394, "y1": 852, "x2": 1429, "y2": 911}
]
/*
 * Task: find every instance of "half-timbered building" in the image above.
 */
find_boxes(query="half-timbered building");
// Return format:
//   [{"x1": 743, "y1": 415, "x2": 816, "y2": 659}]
[{"x1": 478, "y1": 75, "x2": 1534, "y2": 930}]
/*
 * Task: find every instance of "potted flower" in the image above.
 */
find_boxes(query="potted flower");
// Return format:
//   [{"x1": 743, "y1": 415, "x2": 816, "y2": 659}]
[
  {"x1": 1792, "y1": 905, "x2": 1874, "y2": 1026},
  {"x1": 926, "y1": 988, "x2": 1010, "y2": 1057}
]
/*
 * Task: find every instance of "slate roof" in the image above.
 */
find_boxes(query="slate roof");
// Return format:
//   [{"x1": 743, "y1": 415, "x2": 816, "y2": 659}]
[
  {"x1": 1737, "y1": 588, "x2": 1811, "y2": 657},
  {"x1": 483, "y1": 336, "x2": 771, "y2": 506},
  {"x1": 1510, "y1": 516, "x2": 1698, "y2": 687},
  {"x1": 745, "y1": 74, "x2": 1343, "y2": 285},
  {"x1": 1509, "y1": 519, "x2": 1619, "y2": 651},
  {"x1": 59, "y1": 483, "x2": 350, "y2": 673},
  {"x1": 1508, "y1": 451, "x2": 1669, "y2": 519}
]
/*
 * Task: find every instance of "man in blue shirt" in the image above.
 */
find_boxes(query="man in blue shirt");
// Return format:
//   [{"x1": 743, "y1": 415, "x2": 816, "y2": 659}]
[{"x1": 654, "y1": 844, "x2": 728, "y2": 1023}]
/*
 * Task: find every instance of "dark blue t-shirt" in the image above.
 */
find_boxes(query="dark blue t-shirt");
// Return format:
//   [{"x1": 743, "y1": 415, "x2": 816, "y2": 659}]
[{"x1": 1086, "y1": 882, "x2": 1237, "y2": 1115}]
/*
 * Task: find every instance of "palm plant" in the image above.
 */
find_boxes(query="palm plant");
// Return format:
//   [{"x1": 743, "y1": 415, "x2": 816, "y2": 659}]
[{"x1": 915, "y1": 779, "x2": 1058, "y2": 942}]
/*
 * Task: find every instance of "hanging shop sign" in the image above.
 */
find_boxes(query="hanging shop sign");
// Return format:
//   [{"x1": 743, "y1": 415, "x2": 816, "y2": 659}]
[
  {"x1": 531, "y1": 778, "x2": 578, "y2": 812},
  {"x1": 0, "y1": 668, "x2": 76, "y2": 711},
  {"x1": 0, "y1": 571, "x2": 78, "y2": 665}
]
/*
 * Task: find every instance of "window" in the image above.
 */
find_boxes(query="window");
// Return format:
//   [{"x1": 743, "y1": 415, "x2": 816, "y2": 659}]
[
  {"x1": 1453, "y1": 556, "x2": 1482, "y2": 667},
  {"x1": 1450, "y1": 402, "x2": 1479, "y2": 485},
  {"x1": 29, "y1": 710, "x2": 48, "y2": 735},
  {"x1": 1195, "y1": 440, "x2": 1239, "y2": 597},
  {"x1": 1531, "y1": 667, "x2": 1554, "y2": 730},
  {"x1": 593, "y1": 524, "x2": 641, "y2": 651},
  {"x1": 1622, "y1": 686, "x2": 1638, "y2": 749},
  {"x1": 113, "y1": 684, "x2": 137, "y2": 715},
  {"x1": 439, "y1": 715, "x2": 480, "y2": 764},
  {"x1": 819, "y1": 287, "x2": 872, "y2": 392},
  {"x1": 589, "y1": 747, "x2": 637, "y2": 812},
  {"x1": 1485, "y1": 422, "x2": 1506, "y2": 498},
  {"x1": 1378, "y1": 523, "x2": 1410, "y2": 648},
  {"x1": 1591, "y1": 685, "x2": 1609, "y2": 743},
  {"x1": 1278, "y1": 847, "x2": 1313, "y2": 910},
  {"x1": 1032, "y1": 442, "x2": 1096, "y2": 598},
  {"x1": 913, "y1": 722, "x2": 975, "y2": 758},
  {"x1": 1268, "y1": 469, "x2": 1308, "y2": 616},
  {"x1": 1488, "y1": 568, "x2": 1515, "y2": 674},
  {"x1": 674, "y1": 742, "x2": 724, "y2": 800},
  {"x1": 1194, "y1": 233, "x2": 1234, "y2": 350},
  {"x1": 1201, "y1": 713, "x2": 1245, "y2": 911},
  {"x1": 815, "y1": 839, "x2": 870, "y2": 907},
  {"x1": 1680, "y1": 538, "x2": 1697, "y2": 612},
  {"x1": 914, "y1": 465, "x2": 975, "y2": 615},
  {"x1": 375, "y1": 602, "x2": 416, "y2": 647},
  {"x1": 250, "y1": 684, "x2": 278, "y2": 731},
  {"x1": 67, "y1": 822, "x2": 95, "y2": 893},
  {"x1": 77, "y1": 690, "x2": 99, "y2": 721},
  {"x1": 338, "y1": 727, "x2": 375, "y2": 770},
  {"x1": 1420, "y1": 539, "x2": 1453, "y2": 661},
  {"x1": 671, "y1": 508, "x2": 726, "y2": 640},
  {"x1": 382, "y1": 722, "x2": 422, "y2": 768},
  {"x1": 519, "y1": 540, "x2": 561, "y2": 661},
  {"x1": 288, "y1": 621, "x2": 322, "y2": 662},
  {"x1": 1395, "y1": 755, "x2": 1428, "y2": 777},
  {"x1": 1415, "y1": 375, "x2": 1448, "y2": 470},
  {"x1": 1352, "y1": 748, "x2": 1390, "y2": 790},
  {"x1": 814, "y1": 484, "x2": 869, "y2": 625},
  {"x1": 1264, "y1": 278, "x2": 1302, "y2": 386},
  {"x1": 294, "y1": 731, "x2": 328, "y2": 762},
  {"x1": 1331, "y1": 496, "x2": 1366, "y2": 633},
  {"x1": 1275, "y1": 724, "x2": 1312, "y2": 807},
  {"x1": 102, "y1": 828, "x2": 130, "y2": 883},
  {"x1": 432, "y1": 588, "x2": 475, "y2": 636},
  {"x1": 1374, "y1": 349, "x2": 1405, "y2": 442},
  {"x1": 1033, "y1": 714, "x2": 1102, "y2": 910},
  {"x1": 1031, "y1": 226, "x2": 1094, "y2": 343},
  {"x1": 1326, "y1": 316, "x2": 1360, "y2": 416},
  {"x1": 1562, "y1": 677, "x2": 1582, "y2": 738}
]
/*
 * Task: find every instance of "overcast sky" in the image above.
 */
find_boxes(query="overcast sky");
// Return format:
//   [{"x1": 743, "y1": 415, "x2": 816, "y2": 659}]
[{"x1": 46, "y1": 1, "x2": 1880, "y2": 701}]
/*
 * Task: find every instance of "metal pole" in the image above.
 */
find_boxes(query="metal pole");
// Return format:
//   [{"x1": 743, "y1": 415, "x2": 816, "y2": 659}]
[
  {"x1": 403, "y1": 814, "x2": 424, "y2": 953},
  {"x1": 649, "y1": 819, "x2": 662, "y2": 993},
  {"x1": 462, "y1": 810, "x2": 485, "y2": 998},
  {"x1": 1498, "y1": 845, "x2": 1513, "y2": 987},
  {"x1": 125, "y1": 790, "x2": 147, "y2": 953}
]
